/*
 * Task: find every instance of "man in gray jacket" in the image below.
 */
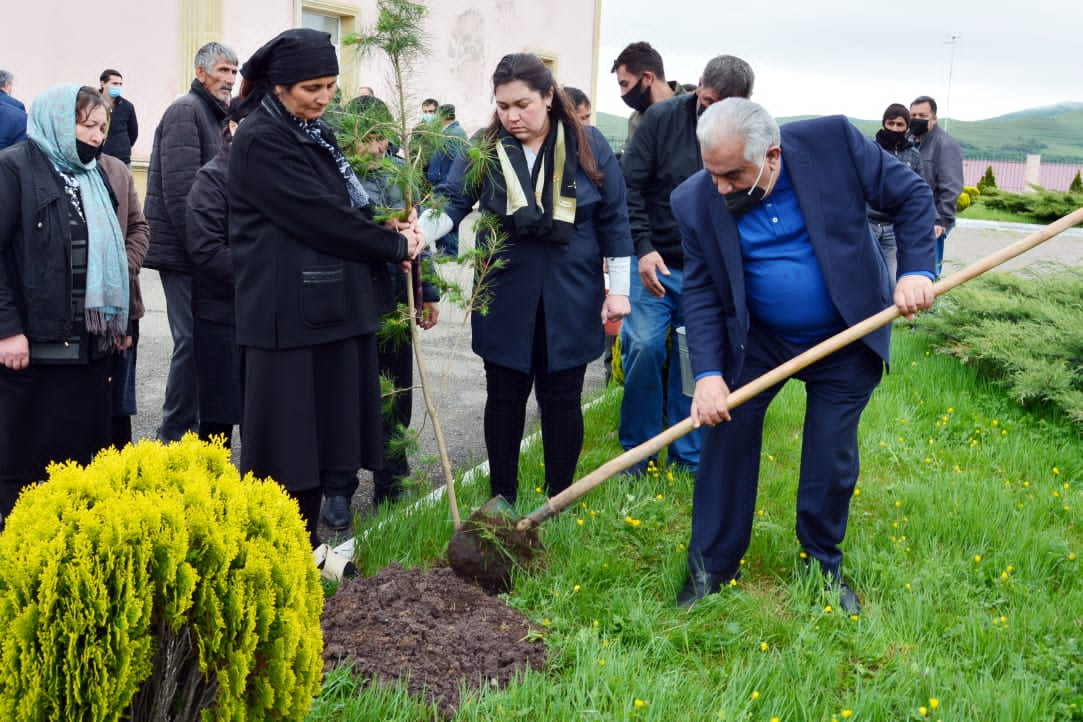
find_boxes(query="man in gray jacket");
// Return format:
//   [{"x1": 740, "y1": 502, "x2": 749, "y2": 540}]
[
  {"x1": 909, "y1": 95, "x2": 963, "y2": 276},
  {"x1": 144, "y1": 42, "x2": 237, "y2": 441}
]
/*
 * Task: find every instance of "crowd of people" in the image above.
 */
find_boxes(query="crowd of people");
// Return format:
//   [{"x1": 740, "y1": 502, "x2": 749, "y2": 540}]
[{"x1": 0, "y1": 32, "x2": 957, "y2": 607}]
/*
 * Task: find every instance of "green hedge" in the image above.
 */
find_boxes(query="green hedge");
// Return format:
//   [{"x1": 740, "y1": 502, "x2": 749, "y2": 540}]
[{"x1": 0, "y1": 436, "x2": 324, "y2": 721}]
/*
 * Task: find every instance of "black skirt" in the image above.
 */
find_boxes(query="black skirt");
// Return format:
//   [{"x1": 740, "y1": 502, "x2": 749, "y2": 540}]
[
  {"x1": 239, "y1": 335, "x2": 384, "y2": 492},
  {"x1": 0, "y1": 355, "x2": 112, "y2": 483},
  {"x1": 194, "y1": 318, "x2": 243, "y2": 426}
]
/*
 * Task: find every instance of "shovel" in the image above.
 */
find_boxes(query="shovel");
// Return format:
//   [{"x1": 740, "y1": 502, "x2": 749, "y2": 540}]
[{"x1": 447, "y1": 208, "x2": 1083, "y2": 592}]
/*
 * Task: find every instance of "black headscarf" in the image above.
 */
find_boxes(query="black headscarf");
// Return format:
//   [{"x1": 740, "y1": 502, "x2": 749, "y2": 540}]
[{"x1": 233, "y1": 28, "x2": 339, "y2": 118}]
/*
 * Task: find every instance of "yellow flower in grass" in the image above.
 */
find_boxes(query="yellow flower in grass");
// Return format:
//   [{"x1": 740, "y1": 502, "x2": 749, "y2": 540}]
[
  {"x1": 752, "y1": 690, "x2": 760, "y2": 700},
  {"x1": 929, "y1": 698, "x2": 940, "y2": 710},
  {"x1": 634, "y1": 699, "x2": 646, "y2": 708},
  {"x1": 760, "y1": 641, "x2": 769, "y2": 652},
  {"x1": 1053, "y1": 467, "x2": 1060, "y2": 475},
  {"x1": 974, "y1": 554, "x2": 982, "y2": 563},
  {"x1": 841, "y1": 710, "x2": 853, "y2": 719},
  {"x1": 824, "y1": 605, "x2": 833, "y2": 614},
  {"x1": 771, "y1": 718, "x2": 780, "y2": 722},
  {"x1": 573, "y1": 584, "x2": 581, "y2": 592},
  {"x1": 598, "y1": 658, "x2": 606, "y2": 666},
  {"x1": 656, "y1": 494, "x2": 664, "y2": 501},
  {"x1": 577, "y1": 518, "x2": 584, "y2": 526},
  {"x1": 919, "y1": 706, "x2": 928, "y2": 717}
]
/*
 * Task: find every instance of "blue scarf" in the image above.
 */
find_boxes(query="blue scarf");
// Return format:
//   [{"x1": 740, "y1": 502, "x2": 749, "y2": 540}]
[{"x1": 27, "y1": 84, "x2": 129, "y2": 339}]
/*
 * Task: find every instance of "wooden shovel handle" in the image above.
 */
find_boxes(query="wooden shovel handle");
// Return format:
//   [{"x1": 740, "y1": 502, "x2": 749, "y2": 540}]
[{"x1": 519, "y1": 207, "x2": 1083, "y2": 531}]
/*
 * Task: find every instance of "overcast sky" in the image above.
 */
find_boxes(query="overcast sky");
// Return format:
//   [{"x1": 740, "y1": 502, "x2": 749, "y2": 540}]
[{"x1": 595, "y1": 0, "x2": 1080, "y2": 122}]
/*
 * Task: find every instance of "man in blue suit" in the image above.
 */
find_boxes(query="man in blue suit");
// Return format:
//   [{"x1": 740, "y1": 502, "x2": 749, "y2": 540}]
[{"x1": 671, "y1": 98, "x2": 936, "y2": 612}]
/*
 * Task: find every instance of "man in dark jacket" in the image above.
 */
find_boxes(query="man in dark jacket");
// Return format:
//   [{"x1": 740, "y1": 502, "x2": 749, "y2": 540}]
[
  {"x1": 99, "y1": 69, "x2": 139, "y2": 166},
  {"x1": 143, "y1": 41, "x2": 237, "y2": 441},
  {"x1": 0, "y1": 70, "x2": 26, "y2": 150},
  {"x1": 610, "y1": 42, "x2": 684, "y2": 142},
  {"x1": 618, "y1": 55, "x2": 754, "y2": 477},
  {"x1": 909, "y1": 95, "x2": 963, "y2": 276},
  {"x1": 0, "y1": 70, "x2": 24, "y2": 111},
  {"x1": 425, "y1": 104, "x2": 468, "y2": 256}
]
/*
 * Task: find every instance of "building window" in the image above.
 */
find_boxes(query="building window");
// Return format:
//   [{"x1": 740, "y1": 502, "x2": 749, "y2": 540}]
[{"x1": 302, "y1": 10, "x2": 342, "y2": 50}]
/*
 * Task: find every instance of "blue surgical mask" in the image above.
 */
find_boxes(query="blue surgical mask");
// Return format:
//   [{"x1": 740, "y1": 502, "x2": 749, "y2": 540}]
[
  {"x1": 421, "y1": 112, "x2": 434, "y2": 122},
  {"x1": 107, "y1": 86, "x2": 122, "y2": 99}
]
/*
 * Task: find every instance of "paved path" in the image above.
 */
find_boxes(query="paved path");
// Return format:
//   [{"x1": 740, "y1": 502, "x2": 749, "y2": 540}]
[{"x1": 131, "y1": 218, "x2": 1081, "y2": 535}]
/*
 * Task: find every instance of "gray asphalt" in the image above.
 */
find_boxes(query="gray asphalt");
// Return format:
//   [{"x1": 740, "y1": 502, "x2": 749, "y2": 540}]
[{"x1": 132, "y1": 218, "x2": 1081, "y2": 541}]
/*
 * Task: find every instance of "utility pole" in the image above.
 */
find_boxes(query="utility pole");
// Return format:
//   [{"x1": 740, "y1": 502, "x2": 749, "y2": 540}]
[{"x1": 944, "y1": 33, "x2": 960, "y2": 128}]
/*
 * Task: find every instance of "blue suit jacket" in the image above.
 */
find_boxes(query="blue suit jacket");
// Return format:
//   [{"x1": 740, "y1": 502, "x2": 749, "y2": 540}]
[{"x1": 672, "y1": 115, "x2": 935, "y2": 388}]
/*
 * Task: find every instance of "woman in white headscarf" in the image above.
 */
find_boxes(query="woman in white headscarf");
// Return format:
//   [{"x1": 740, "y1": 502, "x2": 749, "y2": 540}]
[{"x1": 0, "y1": 84, "x2": 129, "y2": 518}]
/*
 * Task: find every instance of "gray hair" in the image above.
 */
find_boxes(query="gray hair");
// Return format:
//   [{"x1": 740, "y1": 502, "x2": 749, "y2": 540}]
[
  {"x1": 697, "y1": 98, "x2": 779, "y2": 161},
  {"x1": 194, "y1": 42, "x2": 238, "y2": 72},
  {"x1": 0, "y1": 70, "x2": 12, "y2": 89},
  {"x1": 700, "y1": 55, "x2": 754, "y2": 100}
]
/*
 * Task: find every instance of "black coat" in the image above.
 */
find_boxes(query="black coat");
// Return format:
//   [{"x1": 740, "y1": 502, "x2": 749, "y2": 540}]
[
  {"x1": 0, "y1": 141, "x2": 75, "y2": 341},
  {"x1": 229, "y1": 96, "x2": 408, "y2": 350},
  {"x1": 101, "y1": 96, "x2": 139, "y2": 165},
  {"x1": 440, "y1": 124, "x2": 633, "y2": 374},
  {"x1": 186, "y1": 145, "x2": 233, "y2": 325},
  {"x1": 144, "y1": 80, "x2": 227, "y2": 273},
  {"x1": 621, "y1": 93, "x2": 703, "y2": 267}
]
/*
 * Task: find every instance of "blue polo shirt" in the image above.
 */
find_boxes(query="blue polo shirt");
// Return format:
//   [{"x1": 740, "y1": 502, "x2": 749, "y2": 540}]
[{"x1": 736, "y1": 163, "x2": 845, "y2": 345}]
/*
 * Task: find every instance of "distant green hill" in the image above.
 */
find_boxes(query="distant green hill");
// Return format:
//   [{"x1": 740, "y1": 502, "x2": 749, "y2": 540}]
[{"x1": 597, "y1": 105, "x2": 1083, "y2": 162}]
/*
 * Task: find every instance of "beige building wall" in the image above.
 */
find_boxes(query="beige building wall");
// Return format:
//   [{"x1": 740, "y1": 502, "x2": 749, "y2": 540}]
[{"x1": 2, "y1": 0, "x2": 601, "y2": 173}]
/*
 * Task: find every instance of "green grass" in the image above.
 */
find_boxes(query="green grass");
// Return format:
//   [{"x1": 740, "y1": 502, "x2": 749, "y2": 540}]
[{"x1": 310, "y1": 329, "x2": 1083, "y2": 721}]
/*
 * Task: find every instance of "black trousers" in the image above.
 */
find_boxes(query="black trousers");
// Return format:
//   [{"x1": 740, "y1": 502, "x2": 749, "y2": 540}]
[{"x1": 483, "y1": 308, "x2": 587, "y2": 504}]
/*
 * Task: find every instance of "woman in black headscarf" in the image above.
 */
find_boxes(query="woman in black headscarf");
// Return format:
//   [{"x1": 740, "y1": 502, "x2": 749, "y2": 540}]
[{"x1": 229, "y1": 28, "x2": 424, "y2": 545}]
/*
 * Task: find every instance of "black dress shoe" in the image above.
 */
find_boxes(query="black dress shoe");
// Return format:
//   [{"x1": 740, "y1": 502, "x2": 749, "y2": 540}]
[
  {"x1": 828, "y1": 578, "x2": 862, "y2": 617},
  {"x1": 676, "y1": 570, "x2": 732, "y2": 608},
  {"x1": 321, "y1": 495, "x2": 352, "y2": 531}
]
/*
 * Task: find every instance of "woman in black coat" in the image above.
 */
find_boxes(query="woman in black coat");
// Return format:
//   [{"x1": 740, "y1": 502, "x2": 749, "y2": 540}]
[
  {"x1": 437, "y1": 53, "x2": 633, "y2": 504},
  {"x1": 0, "y1": 85, "x2": 129, "y2": 517},
  {"x1": 228, "y1": 29, "x2": 424, "y2": 545}
]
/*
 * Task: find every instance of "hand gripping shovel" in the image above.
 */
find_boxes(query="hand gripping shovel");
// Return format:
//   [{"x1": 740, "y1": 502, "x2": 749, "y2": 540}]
[{"x1": 448, "y1": 209, "x2": 1083, "y2": 592}]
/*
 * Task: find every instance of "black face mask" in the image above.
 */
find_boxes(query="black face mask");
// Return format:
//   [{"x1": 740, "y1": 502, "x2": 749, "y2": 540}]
[
  {"x1": 723, "y1": 155, "x2": 770, "y2": 216},
  {"x1": 621, "y1": 76, "x2": 652, "y2": 114},
  {"x1": 876, "y1": 128, "x2": 908, "y2": 151},
  {"x1": 724, "y1": 185, "x2": 766, "y2": 216},
  {"x1": 76, "y1": 140, "x2": 98, "y2": 164},
  {"x1": 909, "y1": 118, "x2": 929, "y2": 136}
]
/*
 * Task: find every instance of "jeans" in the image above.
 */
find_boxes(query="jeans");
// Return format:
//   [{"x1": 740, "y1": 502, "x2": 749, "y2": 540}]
[
  {"x1": 869, "y1": 221, "x2": 897, "y2": 290},
  {"x1": 158, "y1": 270, "x2": 199, "y2": 441},
  {"x1": 935, "y1": 227, "x2": 951, "y2": 277},
  {"x1": 618, "y1": 266, "x2": 701, "y2": 467}
]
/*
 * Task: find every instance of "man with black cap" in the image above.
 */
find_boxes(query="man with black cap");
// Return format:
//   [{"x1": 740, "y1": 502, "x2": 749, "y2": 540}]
[
  {"x1": 229, "y1": 28, "x2": 424, "y2": 555},
  {"x1": 144, "y1": 42, "x2": 238, "y2": 442}
]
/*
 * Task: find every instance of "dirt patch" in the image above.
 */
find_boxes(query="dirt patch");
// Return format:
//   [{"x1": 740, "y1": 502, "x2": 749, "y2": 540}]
[
  {"x1": 321, "y1": 563, "x2": 548, "y2": 717},
  {"x1": 447, "y1": 506, "x2": 545, "y2": 594}
]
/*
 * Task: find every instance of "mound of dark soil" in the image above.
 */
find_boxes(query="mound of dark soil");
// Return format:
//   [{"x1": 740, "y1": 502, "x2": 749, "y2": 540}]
[{"x1": 321, "y1": 563, "x2": 547, "y2": 717}]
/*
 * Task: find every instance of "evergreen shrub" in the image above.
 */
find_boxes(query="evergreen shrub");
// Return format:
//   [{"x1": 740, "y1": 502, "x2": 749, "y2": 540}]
[
  {"x1": 0, "y1": 436, "x2": 324, "y2": 721},
  {"x1": 977, "y1": 165, "x2": 997, "y2": 193}
]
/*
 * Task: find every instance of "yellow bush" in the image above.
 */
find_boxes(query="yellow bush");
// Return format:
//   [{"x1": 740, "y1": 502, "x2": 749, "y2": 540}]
[
  {"x1": 0, "y1": 436, "x2": 324, "y2": 721},
  {"x1": 957, "y1": 190, "x2": 972, "y2": 212}
]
